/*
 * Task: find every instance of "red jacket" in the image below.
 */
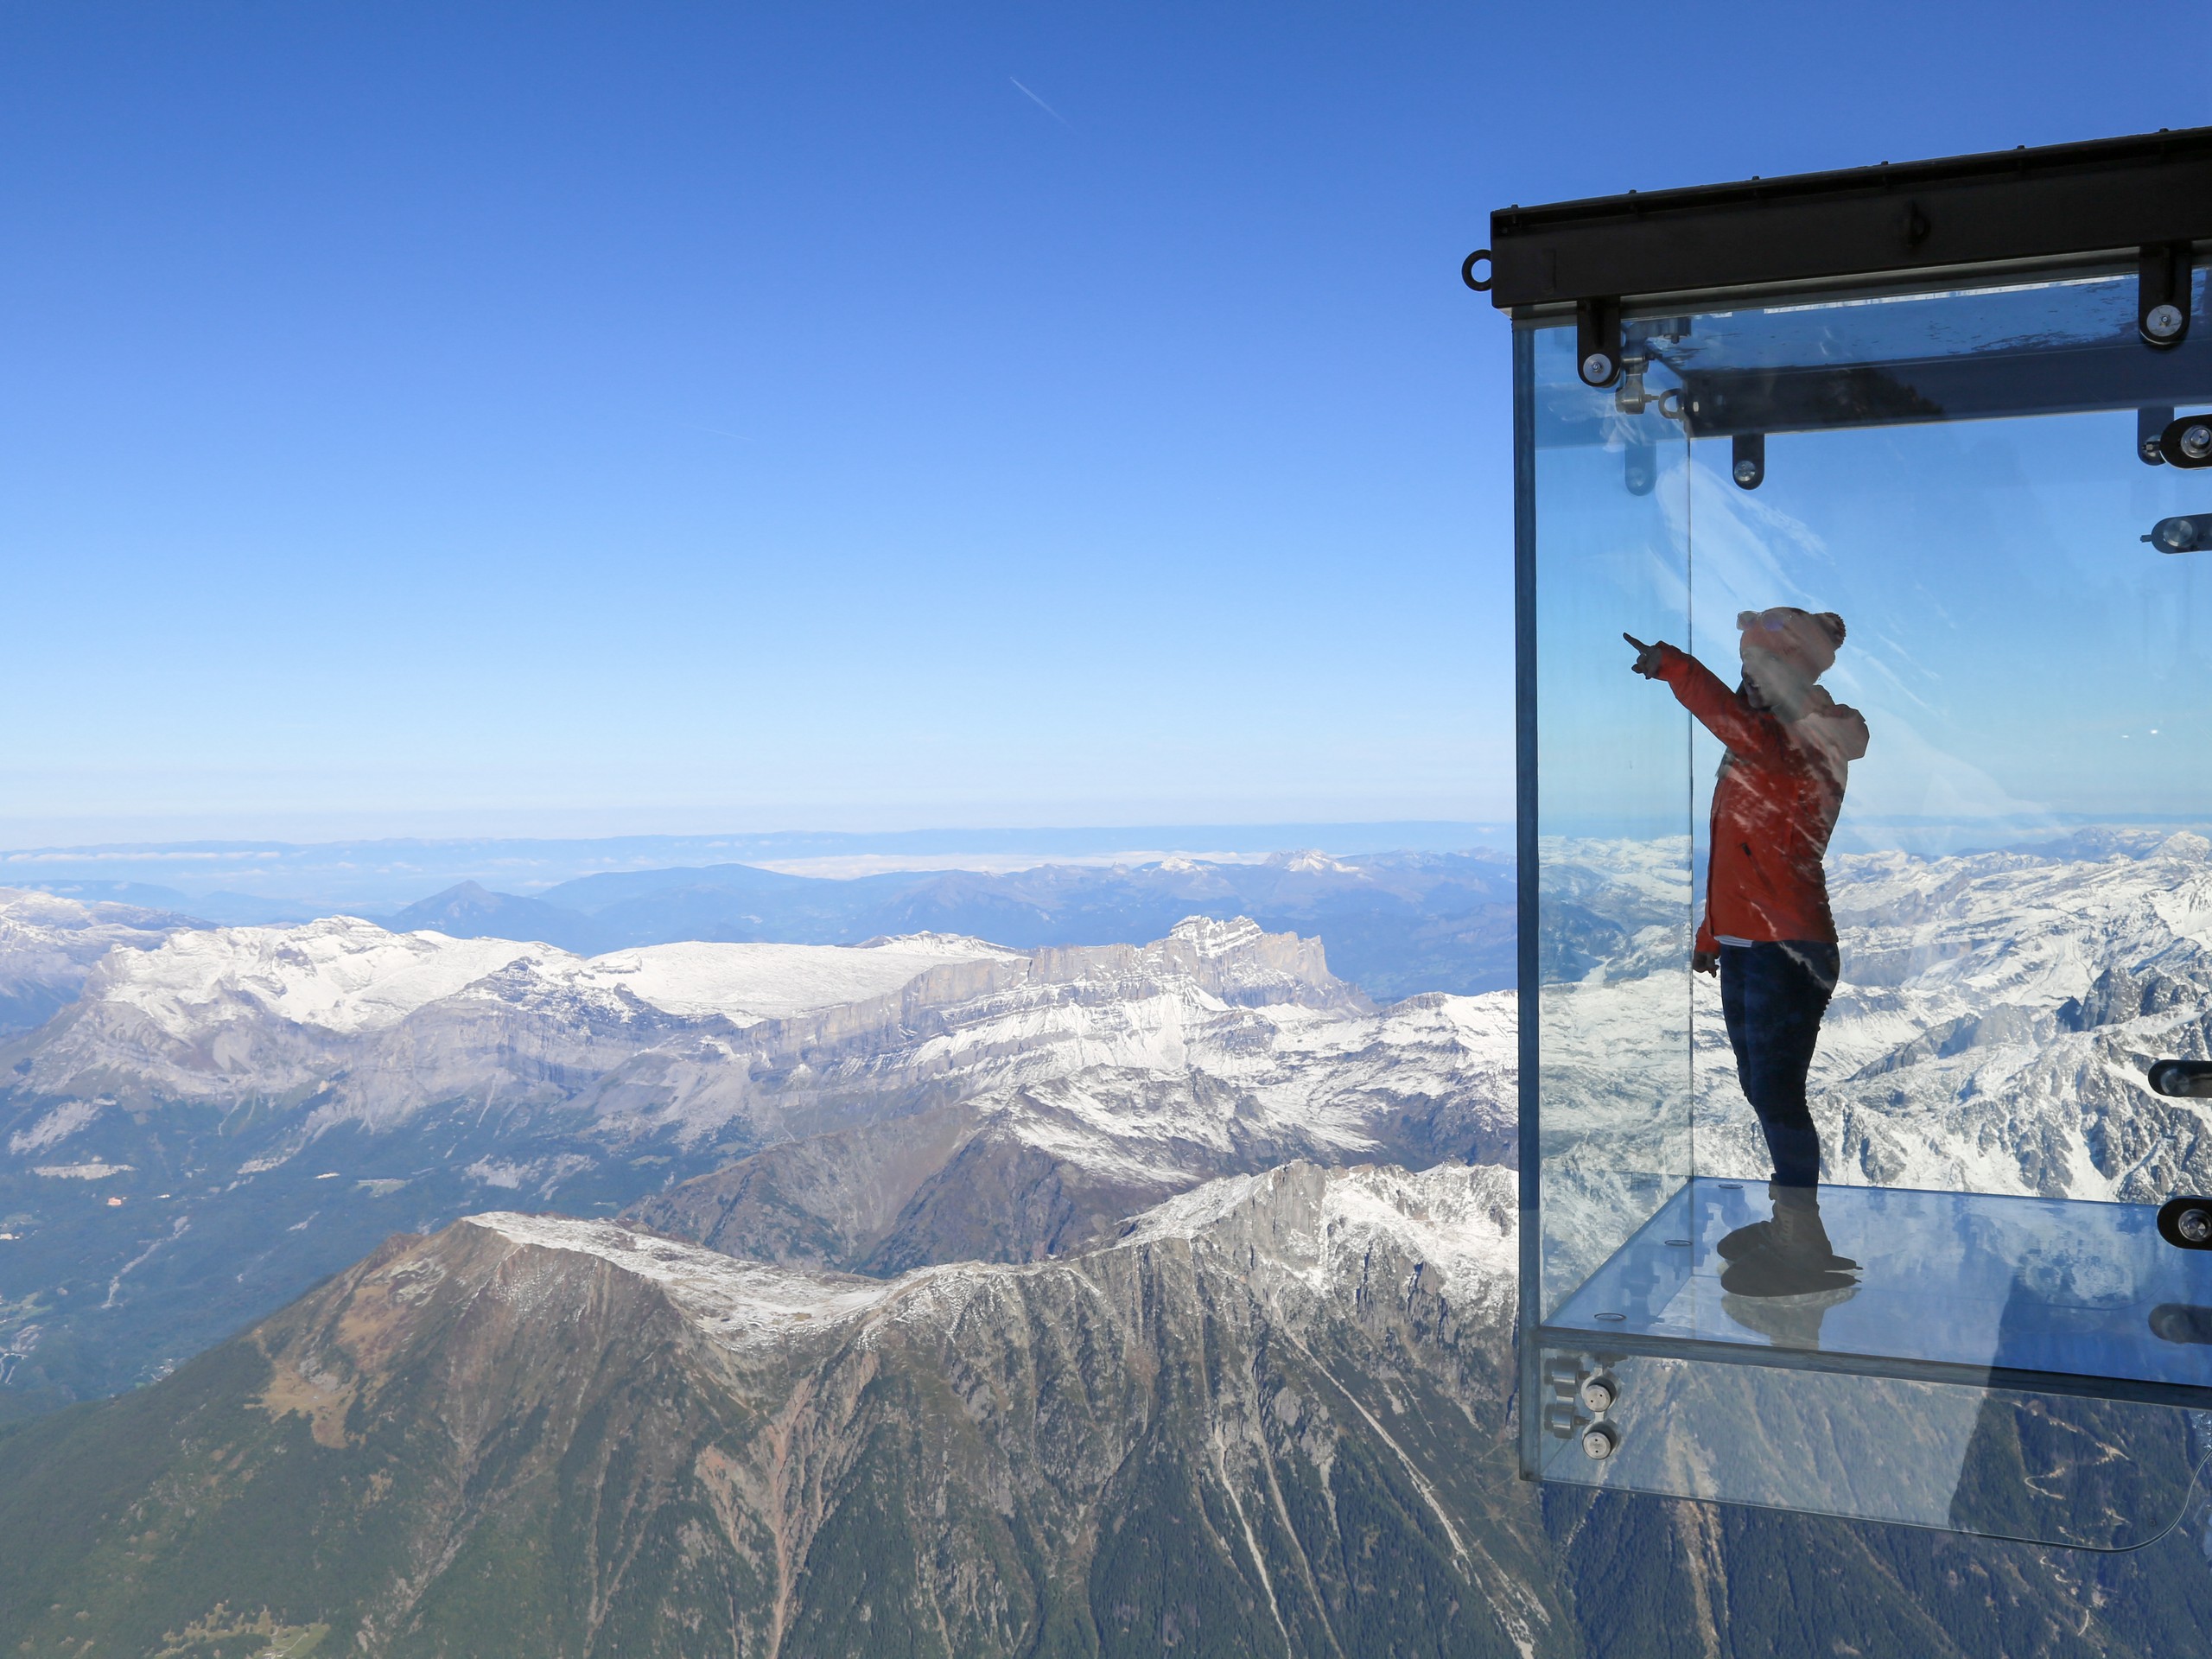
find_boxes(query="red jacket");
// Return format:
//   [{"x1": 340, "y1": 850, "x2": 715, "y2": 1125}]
[{"x1": 1653, "y1": 645, "x2": 1867, "y2": 950}]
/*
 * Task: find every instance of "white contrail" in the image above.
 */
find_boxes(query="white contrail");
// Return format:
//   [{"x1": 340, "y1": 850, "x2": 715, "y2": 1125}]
[{"x1": 1009, "y1": 77, "x2": 1071, "y2": 129}]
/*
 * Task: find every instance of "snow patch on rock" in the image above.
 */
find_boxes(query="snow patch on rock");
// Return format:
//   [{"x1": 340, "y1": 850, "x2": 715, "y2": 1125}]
[
  {"x1": 468, "y1": 1212, "x2": 904, "y2": 1344},
  {"x1": 8, "y1": 1099, "x2": 107, "y2": 1155},
  {"x1": 1122, "y1": 1161, "x2": 1517, "y2": 1308}
]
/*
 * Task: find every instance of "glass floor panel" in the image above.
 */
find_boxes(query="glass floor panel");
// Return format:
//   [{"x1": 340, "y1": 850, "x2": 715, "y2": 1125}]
[{"x1": 1546, "y1": 1179, "x2": 2212, "y2": 1397}]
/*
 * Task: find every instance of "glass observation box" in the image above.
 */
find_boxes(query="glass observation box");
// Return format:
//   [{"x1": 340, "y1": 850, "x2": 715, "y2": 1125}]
[{"x1": 1479, "y1": 130, "x2": 2212, "y2": 1548}]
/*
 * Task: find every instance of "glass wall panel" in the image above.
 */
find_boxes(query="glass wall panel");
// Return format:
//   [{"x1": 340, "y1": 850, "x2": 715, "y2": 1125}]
[
  {"x1": 1526, "y1": 262, "x2": 2212, "y2": 1531},
  {"x1": 1534, "y1": 1342, "x2": 2211, "y2": 1549},
  {"x1": 1529, "y1": 320, "x2": 1694, "y2": 1319}
]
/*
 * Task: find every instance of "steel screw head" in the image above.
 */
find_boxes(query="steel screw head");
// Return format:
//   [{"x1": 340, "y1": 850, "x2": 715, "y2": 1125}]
[
  {"x1": 1732, "y1": 457, "x2": 1760, "y2": 486},
  {"x1": 1580, "y1": 351, "x2": 1616, "y2": 385},
  {"x1": 2180, "y1": 1208, "x2": 2212, "y2": 1243},
  {"x1": 2145, "y1": 302, "x2": 2187, "y2": 341},
  {"x1": 2183, "y1": 424, "x2": 2212, "y2": 461},
  {"x1": 1581, "y1": 1421, "x2": 1620, "y2": 1461},
  {"x1": 2161, "y1": 518, "x2": 2198, "y2": 552},
  {"x1": 1580, "y1": 1376, "x2": 1618, "y2": 1414}
]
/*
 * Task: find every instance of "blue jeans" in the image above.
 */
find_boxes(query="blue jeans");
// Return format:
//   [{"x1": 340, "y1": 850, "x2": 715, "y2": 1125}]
[{"x1": 1719, "y1": 940, "x2": 1840, "y2": 1189}]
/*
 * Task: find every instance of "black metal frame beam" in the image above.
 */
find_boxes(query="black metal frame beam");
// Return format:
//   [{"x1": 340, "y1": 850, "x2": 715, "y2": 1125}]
[
  {"x1": 1535, "y1": 1324, "x2": 2212, "y2": 1412},
  {"x1": 1486, "y1": 128, "x2": 2212, "y2": 313},
  {"x1": 1674, "y1": 334, "x2": 2212, "y2": 439}
]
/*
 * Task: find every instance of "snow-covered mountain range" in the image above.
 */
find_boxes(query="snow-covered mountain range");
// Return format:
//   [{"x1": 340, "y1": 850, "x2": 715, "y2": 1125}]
[
  {"x1": 0, "y1": 900, "x2": 1510, "y2": 1402},
  {"x1": 10, "y1": 825, "x2": 2212, "y2": 1408},
  {"x1": 10, "y1": 838, "x2": 2212, "y2": 1649}
]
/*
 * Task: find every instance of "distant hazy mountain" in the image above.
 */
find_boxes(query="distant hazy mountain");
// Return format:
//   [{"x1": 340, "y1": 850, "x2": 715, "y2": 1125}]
[
  {"x1": 0, "y1": 912, "x2": 1511, "y2": 1408},
  {"x1": 2, "y1": 823, "x2": 1506, "y2": 908},
  {"x1": 386, "y1": 848, "x2": 1519, "y2": 1000},
  {"x1": 4, "y1": 1162, "x2": 2206, "y2": 1656},
  {"x1": 385, "y1": 879, "x2": 602, "y2": 952}
]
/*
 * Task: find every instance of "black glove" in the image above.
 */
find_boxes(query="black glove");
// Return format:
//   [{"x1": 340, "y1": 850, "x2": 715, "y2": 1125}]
[{"x1": 1624, "y1": 632, "x2": 1669, "y2": 679}]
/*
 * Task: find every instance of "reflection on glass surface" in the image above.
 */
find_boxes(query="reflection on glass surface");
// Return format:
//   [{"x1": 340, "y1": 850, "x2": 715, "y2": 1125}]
[
  {"x1": 1550, "y1": 1179, "x2": 2212, "y2": 1389},
  {"x1": 1522, "y1": 258, "x2": 2212, "y2": 1536}
]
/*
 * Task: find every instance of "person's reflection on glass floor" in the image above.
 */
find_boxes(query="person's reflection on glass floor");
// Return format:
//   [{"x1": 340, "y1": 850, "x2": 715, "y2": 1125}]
[
  {"x1": 1721, "y1": 1282, "x2": 1858, "y2": 1350},
  {"x1": 1626, "y1": 607, "x2": 1869, "y2": 1298}
]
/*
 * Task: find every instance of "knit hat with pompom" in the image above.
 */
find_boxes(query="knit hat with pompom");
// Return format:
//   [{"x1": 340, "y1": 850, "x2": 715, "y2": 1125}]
[{"x1": 1738, "y1": 607, "x2": 1846, "y2": 678}]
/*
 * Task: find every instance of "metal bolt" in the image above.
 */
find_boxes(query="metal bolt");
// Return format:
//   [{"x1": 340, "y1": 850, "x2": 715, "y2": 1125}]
[
  {"x1": 1581, "y1": 1421, "x2": 1620, "y2": 1461},
  {"x1": 2160, "y1": 518, "x2": 2198, "y2": 552},
  {"x1": 1732, "y1": 457, "x2": 1761, "y2": 487},
  {"x1": 2146, "y1": 303, "x2": 2187, "y2": 340},
  {"x1": 1580, "y1": 1376, "x2": 1618, "y2": 1414},
  {"x1": 1580, "y1": 352, "x2": 1615, "y2": 385},
  {"x1": 2145, "y1": 435, "x2": 2169, "y2": 463},
  {"x1": 2183, "y1": 424, "x2": 2212, "y2": 461},
  {"x1": 2180, "y1": 1208, "x2": 2212, "y2": 1243}
]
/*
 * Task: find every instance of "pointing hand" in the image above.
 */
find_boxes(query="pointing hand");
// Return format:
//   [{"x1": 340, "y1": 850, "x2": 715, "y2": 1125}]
[{"x1": 1624, "y1": 632, "x2": 1668, "y2": 679}]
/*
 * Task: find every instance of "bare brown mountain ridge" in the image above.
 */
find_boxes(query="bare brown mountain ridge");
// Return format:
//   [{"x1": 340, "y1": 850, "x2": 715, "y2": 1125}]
[
  {"x1": 0, "y1": 1162, "x2": 1548, "y2": 1656},
  {"x1": 3, "y1": 1160, "x2": 2208, "y2": 1656}
]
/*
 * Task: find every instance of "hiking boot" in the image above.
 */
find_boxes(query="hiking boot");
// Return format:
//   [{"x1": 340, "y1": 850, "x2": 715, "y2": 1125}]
[
  {"x1": 1719, "y1": 1185, "x2": 1859, "y2": 1297},
  {"x1": 1717, "y1": 1185, "x2": 1858, "y2": 1272}
]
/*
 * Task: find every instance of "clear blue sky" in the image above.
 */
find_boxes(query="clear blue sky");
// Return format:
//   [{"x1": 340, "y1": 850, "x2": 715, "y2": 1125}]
[{"x1": 0, "y1": 2, "x2": 2200, "y2": 843}]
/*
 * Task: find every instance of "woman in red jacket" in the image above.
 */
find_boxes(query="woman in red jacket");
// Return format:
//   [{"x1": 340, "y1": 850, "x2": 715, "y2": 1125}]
[{"x1": 1624, "y1": 607, "x2": 1868, "y2": 1296}]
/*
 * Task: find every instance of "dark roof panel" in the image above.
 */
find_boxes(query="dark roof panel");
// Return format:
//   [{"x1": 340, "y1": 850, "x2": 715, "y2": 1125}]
[{"x1": 1484, "y1": 128, "x2": 2212, "y2": 311}]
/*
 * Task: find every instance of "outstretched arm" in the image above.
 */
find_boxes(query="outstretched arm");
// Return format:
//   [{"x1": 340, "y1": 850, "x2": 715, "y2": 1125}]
[{"x1": 1625, "y1": 636, "x2": 1785, "y2": 763}]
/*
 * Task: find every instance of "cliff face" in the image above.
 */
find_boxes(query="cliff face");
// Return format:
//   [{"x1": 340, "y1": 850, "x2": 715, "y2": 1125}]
[{"x1": 623, "y1": 988, "x2": 1517, "y2": 1279}]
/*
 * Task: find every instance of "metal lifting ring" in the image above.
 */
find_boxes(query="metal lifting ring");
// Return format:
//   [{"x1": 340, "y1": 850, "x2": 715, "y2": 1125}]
[
  {"x1": 1461, "y1": 249, "x2": 1493, "y2": 292},
  {"x1": 1656, "y1": 387, "x2": 1684, "y2": 423}
]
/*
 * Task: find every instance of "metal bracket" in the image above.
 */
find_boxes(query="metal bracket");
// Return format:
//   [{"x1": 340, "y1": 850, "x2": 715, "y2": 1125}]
[
  {"x1": 1624, "y1": 437, "x2": 1657, "y2": 496},
  {"x1": 2157, "y1": 413, "x2": 2212, "y2": 468},
  {"x1": 2139, "y1": 242, "x2": 2193, "y2": 348},
  {"x1": 2145, "y1": 515, "x2": 2211, "y2": 553},
  {"x1": 1576, "y1": 296, "x2": 1622, "y2": 388},
  {"x1": 2158, "y1": 1197, "x2": 2212, "y2": 1249},
  {"x1": 1731, "y1": 432, "x2": 1765, "y2": 490},
  {"x1": 2140, "y1": 406, "x2": 2176, "y2": 465}
]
